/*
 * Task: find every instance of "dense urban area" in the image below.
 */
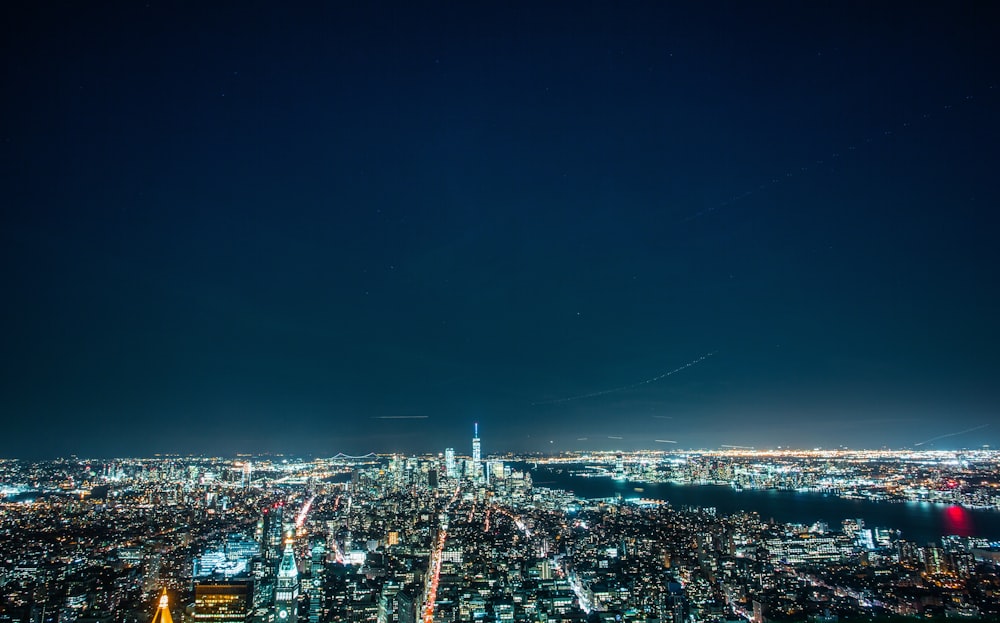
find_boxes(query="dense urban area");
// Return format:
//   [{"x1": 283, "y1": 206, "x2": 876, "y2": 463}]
[{"x1": 2, "y1": 440, "x2": 1000, "y2": 623}]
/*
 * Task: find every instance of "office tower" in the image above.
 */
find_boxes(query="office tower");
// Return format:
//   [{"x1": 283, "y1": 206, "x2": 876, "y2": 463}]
[
  {"x1": 539, "y1": 559, "x2": 553, "y2": 580},
  {"x1": 396, "y1": 590, "x2": 417, "y2": 623},
  {"x1": 377, "y1": 583, "x2": 402, "y2": 623},
  {"x1": 308, "y1": 540, "x2": 326, "y2": 623},
  {"x1": 193, "y1": 582, "x2": 251, "y2": 622},
  {"x1": 257, "y1": 504, "x2": 285, "y2": 613},
  {"x1": 275, "y1": 537, "x2": 300, "y2": 622},
  {"x1": 444, "y1": 448, "x2": 456, "y2": 479},
  {"x1": 149, "y1": 589, "x2": 174, "y2": 623},
  {"x1": 389, "y1": 455, "x2": 403, "y2": 488},
  {"x1": 242, "y1": 461, "x2": 253, "y2": 489},
  {"x1": 261, "y1": 503, "x2": 285, "y2": 564},
  {"x1": 491, "y1": 460, "x2": 506, "y2": 480},
  {"x1": 472, "y1": 422, "x2": 481, "y2": 481},
  {"x1": 613, "y1": 454, "x2": 625, "y2": 480}
]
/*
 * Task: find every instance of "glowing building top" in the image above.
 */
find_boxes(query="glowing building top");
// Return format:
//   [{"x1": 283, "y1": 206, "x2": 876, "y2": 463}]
[
  {"x1": 275, "y1": 533, "x2": 300, "y2": 622},
  {"x1": 150, "y1": 588, "x2": 174, "y2": 623},
  {"x1": 278, "y1": 538, "x2": 299, "y2": 581},
  {"x1": 472, "y1": 422, "x2": 482, "y2": 481}
]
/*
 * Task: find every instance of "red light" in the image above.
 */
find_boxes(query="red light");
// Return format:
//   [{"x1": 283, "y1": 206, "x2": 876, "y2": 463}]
[{"x1": 943, "y1": 505, "x2": 973, "y2": 536}]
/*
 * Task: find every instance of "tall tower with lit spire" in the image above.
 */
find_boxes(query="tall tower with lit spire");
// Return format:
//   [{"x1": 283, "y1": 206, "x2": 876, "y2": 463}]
[
  {"x1": 274, "y1": 534, "x2": 299, "y2": 622},
  {"x1": 472, "y1": 422, "x2": 482, "y2": 482},
  {"x1": 150, "y1": 588, "x2": 174, "y2": 623}
]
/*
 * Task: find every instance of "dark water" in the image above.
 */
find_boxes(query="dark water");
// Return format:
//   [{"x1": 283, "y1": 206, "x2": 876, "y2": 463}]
[
  {"x1": 3, "y1": 490, "x2": 71, "y2": 503},
  {"x1": 531, "y1": 467, "x2": 1000, "y2": 544}
]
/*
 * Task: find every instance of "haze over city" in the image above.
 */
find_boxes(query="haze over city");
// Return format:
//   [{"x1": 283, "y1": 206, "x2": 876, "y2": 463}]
[{"x1": 1, "y1": 3, "x2": 998, "y2": 458}]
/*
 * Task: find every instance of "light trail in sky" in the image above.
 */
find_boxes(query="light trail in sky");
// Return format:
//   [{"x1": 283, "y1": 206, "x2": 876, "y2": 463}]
[
  {"x1": 531, "y1": 352, "x2": 715, "y2": 405},
  {"x1": 654, "y1": 439, "x2": 677, "y2": 444},
  {"x1": 913, "y1": 424, "x2": 990, "y2": 447}
]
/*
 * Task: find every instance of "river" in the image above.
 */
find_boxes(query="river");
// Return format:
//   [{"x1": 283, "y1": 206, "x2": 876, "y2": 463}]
[{"x1": 528, "y1": 465, "x2": 1000, "y2": 545}]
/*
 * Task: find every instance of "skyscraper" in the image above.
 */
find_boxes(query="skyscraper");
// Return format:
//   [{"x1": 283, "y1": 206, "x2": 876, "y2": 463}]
[
  {"x1": 307, "y1": 540, "x2": 326, "y2": 623},
  {"x1": 396, "y1": 590, "x2": 417, "y2": 623},
  {"x1": 275, "y1": 536, "x2": 300, "y2": 622},
  {"x1": 261, "y1": 503, "x2": 285, "y2": 563},
  {"x1": 241, "y1": 461, "x2": 253, "y2": 489},
  {"x1": 472, "y1": 422, "x2": 481, "y2": 482},
  {"x1": 444, "y1": 448, "x2": 456, "y2": 479}
]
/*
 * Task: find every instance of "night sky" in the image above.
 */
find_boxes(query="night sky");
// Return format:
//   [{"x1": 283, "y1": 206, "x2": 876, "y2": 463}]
[{"x1": 2, "y1": 3, "x2": 999, "y2": 458}]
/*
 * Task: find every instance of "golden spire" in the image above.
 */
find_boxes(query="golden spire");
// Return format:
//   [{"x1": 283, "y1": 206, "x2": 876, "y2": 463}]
[{"x1": 150, "y1": 588, "x2": 174, "y2": 623}]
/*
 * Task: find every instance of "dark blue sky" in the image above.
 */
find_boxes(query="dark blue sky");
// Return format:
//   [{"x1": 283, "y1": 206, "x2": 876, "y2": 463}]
[{"x1": 1, "y1": 2, "x2": 998, "y2": 457}]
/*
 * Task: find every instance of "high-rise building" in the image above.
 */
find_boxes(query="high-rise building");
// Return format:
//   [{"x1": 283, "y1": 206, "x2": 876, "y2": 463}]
[
  {"x1": 613, "y1": 454, "x2": 626, "y2": 480},
  {"x1": 539, "y1": 560, "x2": 553, "y2": 580},
  {"x1": 193, "y1": 582, "x2": 251, "y2": 623},
  {"x1": 256, "y1": 503, "x2": 285, "y2": 611},
  {"x1": 274, "y1": 536, "x2": 300, "y2": 622},
  {"x1": 241, "y1": 461, "x2": 253, "y2": 489},
  {"x1": 444, "y1": 448, "x2": 456, "y2": 479},
  {"x1": 377, "y1": 582, "x2": 402, "y2": 623},
  {"x1": 396, "y1": 590, "x2": 417, "y2": 623},
  {"x1": 489, "y1": 460, "x2": 505, "y2": 481},
  {"x1": 307, "y1": 540, "x2": 326, "y2": 623},
  {"x1": 261, "y1": 503, "x2": 285, "y2": 564},
  {"x1": 472, "y1": 422, "x2": 481, "y2": 481}
]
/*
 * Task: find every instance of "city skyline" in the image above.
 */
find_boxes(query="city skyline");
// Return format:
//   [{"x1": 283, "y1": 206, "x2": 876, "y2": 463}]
[
  {"x1": 0, "y1": 420, "x2": 994, "y2": 460},
  {"x1": 5, "y1": 449, "x2": 999, "y2": 622},
  {"x1": 2, "y1": 3, "x2": 999, "y2": 458}
]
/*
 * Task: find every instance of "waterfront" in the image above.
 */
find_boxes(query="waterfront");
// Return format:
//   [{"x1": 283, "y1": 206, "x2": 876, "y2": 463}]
[{"x1": 530, "y1": 465, "x2": 1000, "y2": 544}]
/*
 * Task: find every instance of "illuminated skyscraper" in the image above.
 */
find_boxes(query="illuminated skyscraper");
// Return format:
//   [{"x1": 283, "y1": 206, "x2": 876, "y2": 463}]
[
  {"x1": 307, "y1": 540, "x2": 326, "y2": 623},
  {"x1": 242, "y1": 461, "x2": 253, "y2": 490},
  {"x1": 275, "y1": 536, "x2": 300, "y2": 622},
  {"x1": 262, "y1": 503, "x2": 285, "y2": 563},
  {"x1": 444, "y1": 448, "x2": 456, "y2": 479},
  {"x1": 472, "y1": 422, "x2": 481, "y2": 481}
]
